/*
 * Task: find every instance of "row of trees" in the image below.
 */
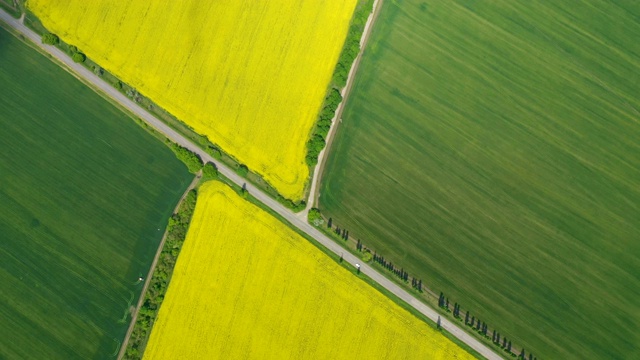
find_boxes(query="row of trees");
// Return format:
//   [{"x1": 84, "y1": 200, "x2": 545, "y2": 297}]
[
  {"x1": 41, "y1": 32, "x2": 86, "y2": 62},
  {"x1": 332, "y1": 0, "x2": 375, "y2": 87},
  {"x1": 124, "y1": 189, "x2": 198, "y2": 359},
  {"x1": 319, "y1": 215, "x2": 536, "y2": 359},
  {"x1": 324, "y1": 216, "x2": 424, "y2": 290},
  {"x1": 371, "y1": 252, "x2": 417, "y2": 285},
  {"x1": 306, "y1": 0, "x2": 375, "y2": 166},
  {"x1": 306, "y1": 89, "x2": 342, "y2": 166},
  {"x1": 167, "y1": 142, "x2": 204, "y2": 173},
  {"x1": 433, "y1": 291, "x2": 537, "y2": 360}
]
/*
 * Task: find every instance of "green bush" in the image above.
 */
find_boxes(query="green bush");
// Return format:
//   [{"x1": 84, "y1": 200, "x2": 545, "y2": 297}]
[
  {"x1": 168, "y1": 142, "x2": 203, "y2": 173},
  {"x1": 202, "y1": 162, "x2": 218, "y2": 179},
  {"x1": 305, "y1": 134, "x2": 326, "y2": 166},
  {"x1": 291, "y1": 200, "x2": 306, "y2": 212},
  {"x1": 71, "y1": 52, "x2": 86, "y2": 63},
  {"x1": 236, "y1": 164, "x2": 249, "y2": 178},
  {"x1": 207, "y1": 146, "x2": 222, "y2": 159},
  {"x1": 41, "y1": 33, "x2": 59, "y2": 45},
  {"x1": 308, "y1": 208, "x2": 324, "y2": 226},
  {"x1": 332, "y1": 0, "x2": 374, "y2": 87},
  {"x1": 362, "y1": 250, "x2": 372, "y2": 262}
]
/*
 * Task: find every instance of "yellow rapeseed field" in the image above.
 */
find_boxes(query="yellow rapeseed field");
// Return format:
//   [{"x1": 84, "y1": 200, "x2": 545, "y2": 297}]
[
  {"x1": 28, "y1": 0, "x2": 357, "y2": 200},
  {"x1": 142, "y1": 181, "x2": 475, "y2": 359}
]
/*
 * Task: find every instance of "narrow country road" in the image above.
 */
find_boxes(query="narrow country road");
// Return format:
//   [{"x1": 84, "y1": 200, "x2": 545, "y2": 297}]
[{"x1": 0, "y1": 9, "x2": 503, "y2": 360}]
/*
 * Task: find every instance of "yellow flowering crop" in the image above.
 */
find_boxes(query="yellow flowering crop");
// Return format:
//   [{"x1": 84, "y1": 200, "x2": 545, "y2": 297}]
[
  {"x1": 28, "y1": 0, "x2": 357, "y2": 200},
  {"x1": 143, "y1": 181, "x2": 475, "y2": 359}
]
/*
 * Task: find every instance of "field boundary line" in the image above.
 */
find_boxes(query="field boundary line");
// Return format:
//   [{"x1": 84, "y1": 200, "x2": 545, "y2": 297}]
[
  {"x1": 305, "y1": 0, "x2": 384, "y2": 212},
  {"x1": 117, "y1": 173, "x2": 201, "y2": 360},
  {"x1": 0, "y1": 9, "x2": 502, "y2": 360}
]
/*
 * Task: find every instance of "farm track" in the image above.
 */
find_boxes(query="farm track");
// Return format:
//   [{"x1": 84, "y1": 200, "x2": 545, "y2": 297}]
[
  {"x1": 117, "y1": 173, "x2": 201, "y2": 360},
  {"x1": 305, "y1": 0, "x2": 383, "y2": 211},
  {"x1": 0, "y1": 9, "x2": 502, "y2": 360}
]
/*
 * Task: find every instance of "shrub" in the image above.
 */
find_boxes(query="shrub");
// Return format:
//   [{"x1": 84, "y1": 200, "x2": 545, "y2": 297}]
[
  {"x1": 308, "y1": 208, "x2": 324, "y2": 226},
  {"x1": 236, "y1": 164, "x2": 249, "y2": 178},
  {"x1": 362, "y1": 250, "x2": 372, "y2": 263},
  {"x1": 207, "y1": 146, "x2": 222, "y2": 159},
  {"x1": 168, "y1": 142, "x2": 203, "y2": 173},
  {"x1": 291, "y1": 200, "x2": 306, "y2": 212},
  {"x1": 72, "y1": 52, "x2": 86, "y2": 63},
  {"x1": 202, "y1": 162, "x2": 218, "y2": 179},
  {"x1": 305, "y1": 134, "x2": 326, "y2": 166},
  {"x1": 41, "y1": 33, "x2": 59, "y2": 45}
]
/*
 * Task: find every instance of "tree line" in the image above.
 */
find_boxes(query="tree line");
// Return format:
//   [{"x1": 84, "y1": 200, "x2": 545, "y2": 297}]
[
  {"x1": 124, "y1": 189, "x2": 198, "y2": 359},
  {"x1": 306, "y1": 89, "x2": 342, "y2": 167},
  {"x1": 324, "y1": 216, "x2": 425, "y2": 291},
  {"x1": 41, "y1": 32, "x2": 86, "y2": 63},
  {"x1": 167, "y1": 142, "x2": 203, "y2": 173},
  {"x1": 305, "y1": 0, "x2": 375, "y2": 167},
  {"x1": 439, "y1": 291, "x2": 537, "y2": 360},
  {"x1": 317, "y1": 212, "x2": 538, "y2": 359}
]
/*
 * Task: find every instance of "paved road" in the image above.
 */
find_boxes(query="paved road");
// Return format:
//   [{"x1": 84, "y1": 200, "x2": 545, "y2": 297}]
[{"x1": 0, "y1": 9, "x2": 503, "y2": 360}]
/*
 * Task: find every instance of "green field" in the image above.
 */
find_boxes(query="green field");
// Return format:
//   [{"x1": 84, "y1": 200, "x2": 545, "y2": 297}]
[
  {"x1": 320, "y1": 1, "x2": 640, "y2": 359},
  {"x1": 0, "y1": 27, "x2": 192, "y2": 359}
]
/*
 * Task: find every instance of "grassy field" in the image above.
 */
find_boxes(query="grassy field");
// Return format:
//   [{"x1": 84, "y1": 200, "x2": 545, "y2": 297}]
[
  {"x1": 28, "y1": 0, "x2": 358, "y2": 200},
  {"x1": 0, "y1": 27, "x2": 192, "y2": 359},
  {"x1": 320, "y1": 1, "x2": 640, "y2": 359},
  {"x1": 143, "y1": 181, "x2": 474, "y2": 359}
]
